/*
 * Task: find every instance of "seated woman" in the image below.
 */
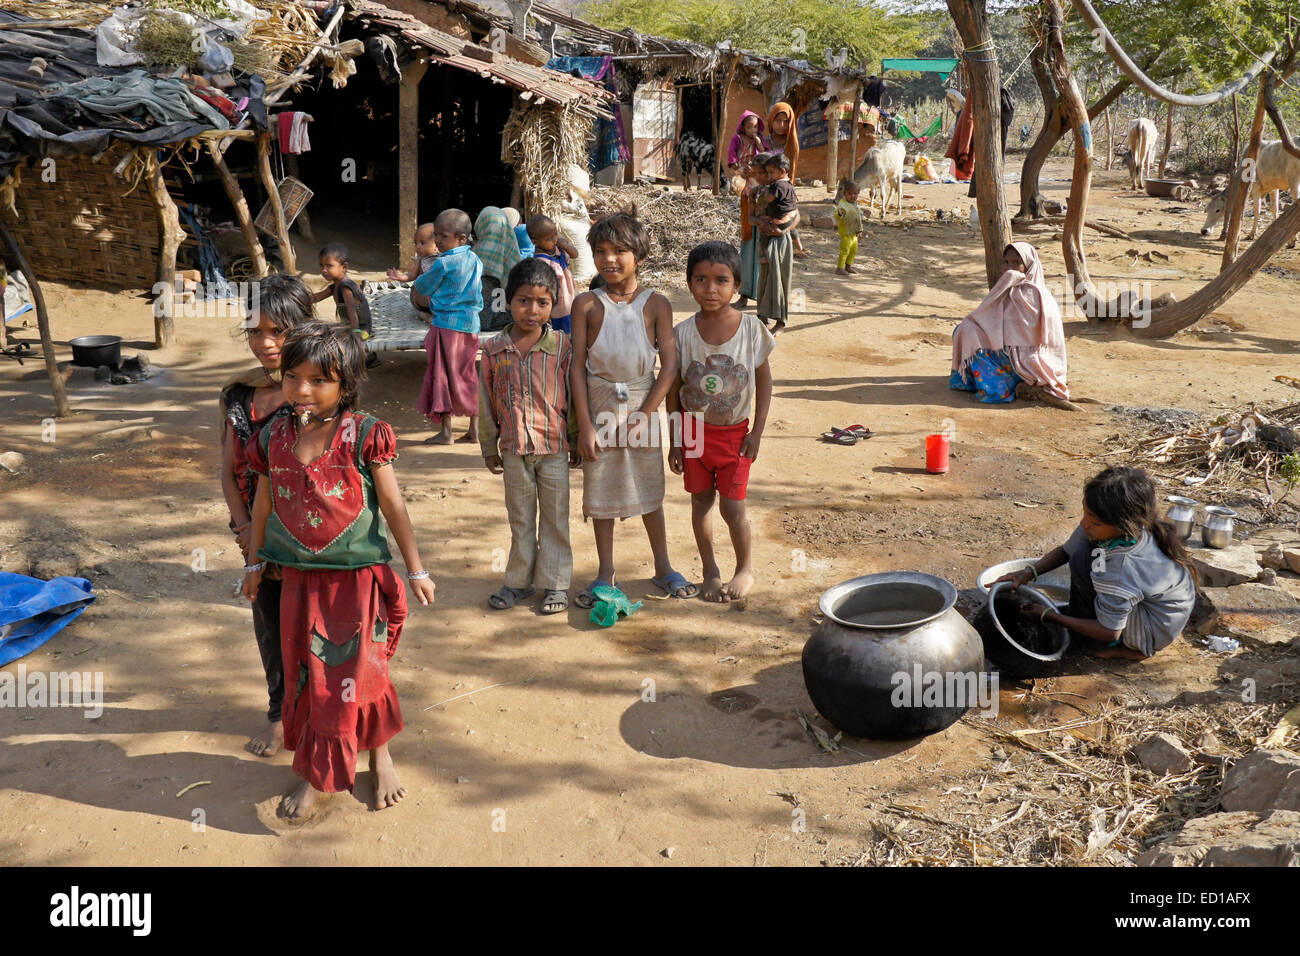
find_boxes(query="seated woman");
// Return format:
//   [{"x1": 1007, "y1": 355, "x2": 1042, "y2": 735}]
[
  {"x1": 995, "y1": 466, "x2": 1197, "y2": 660},
  {"x1": 950, "y1": 242, "x2": 1069, "y2": 405}
]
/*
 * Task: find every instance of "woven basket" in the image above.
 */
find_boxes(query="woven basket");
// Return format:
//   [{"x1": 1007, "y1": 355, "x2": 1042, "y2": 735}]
[
  {"x1": 1, "y1": 146, "x2": 161, "y2": 290},
  {"x1": 254, "y1": 175, "x2": 313, "y2": 233}
]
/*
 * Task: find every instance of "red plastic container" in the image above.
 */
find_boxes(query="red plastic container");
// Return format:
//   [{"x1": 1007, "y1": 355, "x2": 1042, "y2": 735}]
[{"x1": 925, "y1": 434, "x2": 950, "y2": 474}]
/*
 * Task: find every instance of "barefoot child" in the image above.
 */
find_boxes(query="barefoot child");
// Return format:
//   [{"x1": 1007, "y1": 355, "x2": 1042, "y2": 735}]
[
  {"x1": 996, "y1": 466, "x2": 1196, "y2": 660},
  {"x1": 479, "y1": 259, "x2": 577, "y2": 614},
  {"x1": 756, "y1": 153, "x2": 799, "y2": 335},
  {"x1": 833, "y1": 178, "x2": 863, "y2": 275},
  {"x1": 527, "y1": 214, "x2": 578, "y2": 335},
  {"x1": 411, "y1": 209, "x2": 482, "y2": 445},
  {"x1": 387, "y1": 222, "x2": 439, "y2": 282},
  {"x1": 570, "y1": 211, "x2": 698, "y2": 606},
  {"x1": 668, "y1": 242, "x2": 774, "y2": 603},
  {"x1": 242, "y1": 323, "x2": 436, "y2": 820},
  {"x1": 219, "y1": 274, "x2": 313, "y2": 757}
]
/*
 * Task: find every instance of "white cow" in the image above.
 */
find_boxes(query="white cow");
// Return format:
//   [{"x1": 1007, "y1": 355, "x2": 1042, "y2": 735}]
[
  {"x1": 1200, "y1": 140, "x2": 1300, "y2": 242},
  {"x1": 854, "y1": 140, "x2": 906, "y2": 217},
  {"x1": 1122, "y1": 117, "x2": 1158, "y2": 190}
]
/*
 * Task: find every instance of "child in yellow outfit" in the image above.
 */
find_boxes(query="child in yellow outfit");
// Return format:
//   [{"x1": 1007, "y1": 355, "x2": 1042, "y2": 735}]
[{"x1": 834, "y1": 178, "x2": 863, "y2": 275}]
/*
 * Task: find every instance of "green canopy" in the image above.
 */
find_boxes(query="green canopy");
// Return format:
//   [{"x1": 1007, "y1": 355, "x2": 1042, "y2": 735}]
[{"x1": 880, "y1": 57, "x2": 959, "y2": 81}]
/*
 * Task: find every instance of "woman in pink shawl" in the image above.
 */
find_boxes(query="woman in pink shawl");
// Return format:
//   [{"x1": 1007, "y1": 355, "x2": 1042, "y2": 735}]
[
  {"x1": 727, "y1": 111, "x2": 770, "y2": 307},
  {"x1": 949, "y1": 242, "x2": 1069, "y2": 403}
]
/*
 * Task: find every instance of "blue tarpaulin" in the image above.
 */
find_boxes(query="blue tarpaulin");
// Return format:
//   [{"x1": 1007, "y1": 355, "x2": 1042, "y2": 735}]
[{"x1": 0, "y1": 573, "x2": 97, "y2": 666}]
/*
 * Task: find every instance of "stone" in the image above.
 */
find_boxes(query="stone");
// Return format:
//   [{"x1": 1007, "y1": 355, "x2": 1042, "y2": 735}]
[
  {"x1": 1221, "y1": 749, "x2": 1300, "y2": 812},
  {"x1": 810, "y1": 215, "x2": 836, "y2": 230},
  {"x1": 661, "y1": 846, "x2": 675, "y2": 859},
  {"x1": 1190, "y1": 584, "x2": 1300, "y2": 646},
  {"x1": 1286, "y1": 549, "x2": 1300, "y2": 575},
  {"x1": 1137, "y1": 810, "x2": 1300, "y2": 866},
  {"x1": 1258, "y1": 568, "x2": 1278, "y2": 585},
  {"x1": 1187, "y1": 542, "x2": 1261, "y2": 587},
  {"x1": 1133, "y1": 732, "x2": 1194, "y2": 775},
  {"x1": 0, "y1": 451, "x2": 24, "y2": 473},
  {"x1": 1261, "y1": 542, "x2": 1287, "y2": 570}
]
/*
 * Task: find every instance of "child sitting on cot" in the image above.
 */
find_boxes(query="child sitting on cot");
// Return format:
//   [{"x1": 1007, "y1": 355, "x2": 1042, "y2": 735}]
[
  {"x1": 411, "y1": 209, "x2": 483, "y2": 445},
  {"x1": 314, "y1": 242, "x2": 380, "y2": 367},
  {"x1": 668, "y1": 241, "x2": 775, "y2": 603},
  {"x1": 242, "y1": 322, "x2": 436, "y2": 821},
  {"x1": 386, "y1": 223, "x2": 439, "y2": 283},
  {"x1": 219, "y1": 273, "x2": 313, "y2": 759},
  {"x1": 527, "y1": 214, "x2": 578, "y2": 335},
  {"x1": 479, "y1": 258, "x2": 578, "y2": 615},
  {"x1": 995, "y1": 466, "x2": 1197, "y2": 660},
  {"x1": 833, "y1": 177, "x2": 864, "y2": 276},
  {"x1": 754, "y1": 153, "x2": 799, "y2": 335}
]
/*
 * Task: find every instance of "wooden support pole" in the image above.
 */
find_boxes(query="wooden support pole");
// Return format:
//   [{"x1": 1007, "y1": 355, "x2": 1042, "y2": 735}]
[
  {"x1": 827, "y1": 100, "x2": 840, "y2": 194},
  {"x1": 0, "y1": 218, "x2": 69, "y2": 417},
  {"x1": 144, "y1": 153, "x2": 181, "y2": 348},
  {"x1": 848, "y1": 83, "x2": 863, "y2": 177},
  {"x1": 712, "y1": 57, "x2": 739, "y2": 196},
  {"x1": 256, "y1": 132, "x2": 296, "y2": 274},
  {"x1": 398, "y1": 58, "x2": 429, "y2": 270},
  {"x1": 205, "y1": 139, "x2": 268, "y2": 277}
]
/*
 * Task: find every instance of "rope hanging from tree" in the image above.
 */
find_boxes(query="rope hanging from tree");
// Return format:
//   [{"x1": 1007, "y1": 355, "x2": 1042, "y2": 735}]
[{"x1": 1071, "y1": 0, "x2": 1278, "y2": 106}]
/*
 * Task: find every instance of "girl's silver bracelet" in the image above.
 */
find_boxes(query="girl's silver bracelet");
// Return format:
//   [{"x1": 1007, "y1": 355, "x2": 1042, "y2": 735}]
[
  {"x1": 243, "y1": 562, "x2": 266, "y2": 574},
  {"x1": 407, "y1": 570, "x2": 429, "y2": 580}
]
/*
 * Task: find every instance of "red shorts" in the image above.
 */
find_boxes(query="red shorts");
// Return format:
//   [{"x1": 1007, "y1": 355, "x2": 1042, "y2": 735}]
[{"x1": 682, "y1": 418, "x2": 752, "y2": 500}]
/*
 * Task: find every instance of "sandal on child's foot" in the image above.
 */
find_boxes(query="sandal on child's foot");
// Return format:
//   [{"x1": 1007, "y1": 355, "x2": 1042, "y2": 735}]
[
  {"x1": 652, "y1": 570, "x2": 698, "y2": 599},
  {"x1": 575, "y1": 578, "x2": 613, "y2": 609},
  {"x1": 488, "y1": 585, "x2": 535, "y2": 610},
  {"x1": 540, "y1": 589, "x2": 569, "y2": 614}
]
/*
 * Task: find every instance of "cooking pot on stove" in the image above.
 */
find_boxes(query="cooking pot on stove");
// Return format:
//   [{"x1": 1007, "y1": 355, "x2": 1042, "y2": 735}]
[{"x1": 69, "y1": 335, "x2": 122, "y2": 368}]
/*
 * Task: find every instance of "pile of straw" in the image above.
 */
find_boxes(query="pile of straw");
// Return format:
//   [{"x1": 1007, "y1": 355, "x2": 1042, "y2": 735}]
[
  {"x1": 501, "y1": 102, "x2": 593, "y2": 222},
  {"x1": 586, "y1": 184, "x2": 740, "y2": 286}
]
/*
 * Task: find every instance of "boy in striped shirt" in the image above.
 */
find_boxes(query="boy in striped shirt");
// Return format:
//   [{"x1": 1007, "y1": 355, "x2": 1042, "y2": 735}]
[{"x1": 478, "y1": 259, "x2": 579, "y2": 615}]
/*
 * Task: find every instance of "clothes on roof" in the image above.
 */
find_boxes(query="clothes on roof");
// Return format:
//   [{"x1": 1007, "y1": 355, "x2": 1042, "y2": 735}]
[
  {"x1": 43, "y1": 71, "x2": 231, "y2": 130},
  {"x1": 547, "y1": 55, "x2": 629, "y2": 170}
]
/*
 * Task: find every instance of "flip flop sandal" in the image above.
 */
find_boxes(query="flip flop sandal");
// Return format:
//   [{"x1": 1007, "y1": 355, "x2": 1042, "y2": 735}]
[
  {"x1": 652, "y1": 570, "x2": 698, "y2": 599},
  {"x1": 540, "y1": 589, "x2": 569, "y2": 614},
  {"x1": 820, "y1": 426, "x2": 858, "y2": 445},
  {"x1": 575, "y1": 578, "x2": 612, "y2": 609},
  {"x1": 846, "y1": 424, "x2": 875, "y2": 439},
  {"x1": 488, "y1": 585, "x2": 535, "y2": 610}
]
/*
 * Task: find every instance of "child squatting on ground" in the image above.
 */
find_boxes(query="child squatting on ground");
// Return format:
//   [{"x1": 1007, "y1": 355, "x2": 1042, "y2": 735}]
[
  {"x1": 570, "y1": 210, "x2": 698, "y2": 607},
  {"x1": 242, "y1": 322, "x2": 436, "y2": 822},
  {"x1": 479, "y1": 258, "x2": 579, "y2": 615},
  {"x1": 833, "y1": 178, "x2": 864, "y2": 276},
  {"x1": 668, "y1": 241, "x2": 775, "y2": 603},
  {"x1": 411, "y1": 209, "x2": 483, "y2": 445},
  {"x1": 219, "y1": 274, "x2": 314, "y2": 758},
  {"x1": 995, "y1": 466, "x2": 1197, "y2": 660}
]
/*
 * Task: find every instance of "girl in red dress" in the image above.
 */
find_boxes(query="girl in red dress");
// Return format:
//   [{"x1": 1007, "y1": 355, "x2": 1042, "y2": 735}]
[{"x1": 243, "y1": 322, "x2": 437, "y2": 821}]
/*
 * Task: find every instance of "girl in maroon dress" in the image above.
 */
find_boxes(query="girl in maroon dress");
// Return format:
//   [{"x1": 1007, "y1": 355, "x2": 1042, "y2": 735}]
[
  {"x1": 243, "y1": 322, "x2": 437, "y2": 821},
  {"x1": 218, "y1": 274, "x2": 313, "y2": 759}
]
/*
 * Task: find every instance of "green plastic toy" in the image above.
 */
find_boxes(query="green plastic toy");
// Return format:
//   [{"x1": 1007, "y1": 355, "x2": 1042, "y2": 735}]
[{"x1": 588, "y1": 585, "x2": 642, "y2": 628}]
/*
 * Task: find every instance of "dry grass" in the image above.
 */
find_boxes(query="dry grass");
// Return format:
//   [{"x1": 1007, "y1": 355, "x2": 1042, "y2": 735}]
[
  {"x1": 835, "y1": 695, "x2": 1291, "y2": 867},
  {"x1": 501, "y1": 102, "x2": 593, "y2": 222},
  {"x1": 587, "y1": 184, "x2": 741, "y2": 287}
]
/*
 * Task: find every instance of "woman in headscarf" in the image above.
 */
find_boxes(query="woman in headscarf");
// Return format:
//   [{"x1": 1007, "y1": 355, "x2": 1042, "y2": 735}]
[
  {"x1": 767, "y1": 101, "x2": 809, "y2": 259},
  {"x1": 727, "y1": 111, "x2": 769, "y2": 308},
  {"x1": 950, "y1": 242, "x2": 1069, "y2": 404},
  {"x1": 945, "y1": 90, "x2": 974, "y2": 182},
  {"x1": 474, "y1": 206, "x2": 522, "y2": 332}
]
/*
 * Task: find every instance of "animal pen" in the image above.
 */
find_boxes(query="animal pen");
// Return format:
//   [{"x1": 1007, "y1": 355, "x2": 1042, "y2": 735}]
[{"x1": 0, "y1": 1, "x2": 610, "y2": 416}]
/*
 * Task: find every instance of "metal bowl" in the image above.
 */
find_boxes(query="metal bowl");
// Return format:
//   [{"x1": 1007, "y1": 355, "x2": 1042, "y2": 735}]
[
  {"x1": 818, "y1": 571, "x2": 956, "y2": 630},
  {"x1": 977, "y1": 558, "x2": 1070, "y2": 607}
]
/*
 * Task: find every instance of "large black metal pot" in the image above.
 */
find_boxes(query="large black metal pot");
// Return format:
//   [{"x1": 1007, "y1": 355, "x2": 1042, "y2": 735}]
[
  {"x1": 802, "y1": 572, "x2": 986, "y2": 740},
  {"x1": 69, "y1": 335, "x2": 122, "y2": 368}
]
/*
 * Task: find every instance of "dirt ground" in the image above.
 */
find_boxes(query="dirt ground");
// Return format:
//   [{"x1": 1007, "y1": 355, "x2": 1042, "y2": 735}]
[{"x1": 1, "y1": 157, "x2": 1298, "y2": 866}]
